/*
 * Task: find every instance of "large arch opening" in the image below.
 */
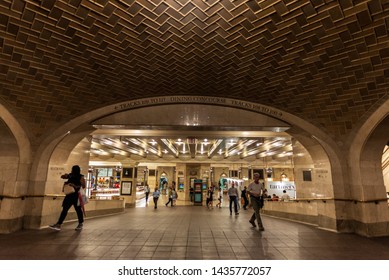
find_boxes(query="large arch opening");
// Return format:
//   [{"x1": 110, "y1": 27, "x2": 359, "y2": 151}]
[
  {"x1": 354, "y1": 115, "x2": 389, "y2": 236},
  {"x1": 0, "y1": 104, "x2": 31, "y2": 233},
  {"x1": 346, "y1": 99, "x2": 389, "y2": 236},
  {"x1": 0, "y1": 119, "x2": 23, "y2": 232},
  {"x1": 32, "y1": 97, "x2": 344, "y2": 233}
]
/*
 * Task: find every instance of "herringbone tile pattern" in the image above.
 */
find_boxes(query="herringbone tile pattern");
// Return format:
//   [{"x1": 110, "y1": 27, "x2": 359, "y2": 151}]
[{"x1": 0, "y1": 0, "x2": 388, "y2": 138}]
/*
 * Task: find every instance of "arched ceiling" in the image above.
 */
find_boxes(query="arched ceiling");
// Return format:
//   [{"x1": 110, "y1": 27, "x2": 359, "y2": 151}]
[{"x1": 0, "y1": 0, "x2": 388, "y2": 140}]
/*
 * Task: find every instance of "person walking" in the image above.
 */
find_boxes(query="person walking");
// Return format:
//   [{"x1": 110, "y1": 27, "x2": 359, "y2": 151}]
[
  {"x1": 49, "y1": 165, "x2": 86, "y2": 231},
  {"x1": 144, "y1": 183, "x2": 150, "y2": 204},
  {"x1": 228, "y1": 182, "x2": 239, "y2": 215},
  {"x1": 152, "y1": 187, "x2": 160, "y2": 209},
  {"x1": 206, "y1": 186, "x2": 214, "y2": 209},
  {"x1": 171, "y1": 181, "x2": 178, "y2": 206},
  {"x1": 215, "y1": 188, "x2": 222, "y2": 208},
  {"x1": 165, "y1": 186, "x2": 173, "y2": 207},
  {"x1": 247, "y1": 172, "x2": 266, "y2": 231},
  {"x1": 165, "y1": 181, "x2": 176, "y2": 207},
  {"x1": 189, "y1": 186, "x2": 194, "y2": 203},
  {"x1": 241, "y1": 186, "x2": 249, "y2": 210}
]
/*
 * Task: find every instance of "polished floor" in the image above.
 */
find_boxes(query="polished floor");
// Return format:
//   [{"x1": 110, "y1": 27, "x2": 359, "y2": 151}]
[{"x1": 1, "y1": 199, "x2": 389, "y2": 260}]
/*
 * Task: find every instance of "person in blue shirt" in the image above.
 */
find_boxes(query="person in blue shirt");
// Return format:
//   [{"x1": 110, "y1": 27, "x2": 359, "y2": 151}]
[{"x1": 152, "y1": 187, "x2": 160, "y2": 209}]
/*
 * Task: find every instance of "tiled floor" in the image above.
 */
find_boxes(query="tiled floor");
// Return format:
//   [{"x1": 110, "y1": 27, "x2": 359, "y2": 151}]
[{"x1": 1, "y1": 202, "x2": 389, "y2": 260}]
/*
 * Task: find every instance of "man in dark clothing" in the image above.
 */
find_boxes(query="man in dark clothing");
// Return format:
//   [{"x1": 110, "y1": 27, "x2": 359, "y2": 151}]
[{"x1": 227, "y1": 182, "x2": 239, "y2": 215}]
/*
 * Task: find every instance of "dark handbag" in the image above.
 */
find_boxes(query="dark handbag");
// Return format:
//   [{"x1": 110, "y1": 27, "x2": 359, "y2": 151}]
[{"x1": 63, "y1": 183, "x2": 76, "y2": 195}]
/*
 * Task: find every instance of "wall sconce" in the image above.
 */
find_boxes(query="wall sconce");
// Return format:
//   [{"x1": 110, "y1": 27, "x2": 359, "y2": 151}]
[{"x1": 281, "y1": 170, "x2": 288, "y2": 181}]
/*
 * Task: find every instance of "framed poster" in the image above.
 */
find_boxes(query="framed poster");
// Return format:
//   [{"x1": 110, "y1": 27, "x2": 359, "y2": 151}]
[
  {"x1": 121, "y1": 181, "x2": 132, "y2": 195},
  {"x1": 178, "y1": 177, "x2": 184, "y2": 190}
]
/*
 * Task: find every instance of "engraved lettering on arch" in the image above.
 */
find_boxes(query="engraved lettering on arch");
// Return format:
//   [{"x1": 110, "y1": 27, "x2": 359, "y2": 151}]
[{"x1": 113, "y1": 96, "x2": 283, "y2": 119}]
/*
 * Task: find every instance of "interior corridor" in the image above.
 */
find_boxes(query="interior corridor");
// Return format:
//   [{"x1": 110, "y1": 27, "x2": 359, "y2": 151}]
[{"x1": 1, "y1": 205, "x2": 389, "y2": 260}]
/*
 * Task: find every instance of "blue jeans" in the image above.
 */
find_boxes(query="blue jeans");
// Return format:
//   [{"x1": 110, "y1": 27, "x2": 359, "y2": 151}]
[{"x1": 229, "y1": 196, "x2": 238, "y2": 213}]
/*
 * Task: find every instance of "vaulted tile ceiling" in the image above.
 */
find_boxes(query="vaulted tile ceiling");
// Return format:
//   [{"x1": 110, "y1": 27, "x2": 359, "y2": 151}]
[{"x1": 0, "y1": 0, "x2": 388, "y2": 141}]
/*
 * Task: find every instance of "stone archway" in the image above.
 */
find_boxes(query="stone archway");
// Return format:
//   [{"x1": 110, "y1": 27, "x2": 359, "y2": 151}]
[
  {"x1": 346, "y1": 98, "x2": 389, "y2": 236},
  {"x1": 28, "y1": 96, "x2": 344, "y2": 232},
  {"x1": 0, "y1": 104, "x2": 31, "y2": 233}
]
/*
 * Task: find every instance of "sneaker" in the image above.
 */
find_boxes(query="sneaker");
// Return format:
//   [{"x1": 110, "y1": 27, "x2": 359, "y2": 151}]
[
  {"x1": 75, "y1": 223, "x2": 83, "y2": 231},
  {"x1": 49, "y1": 224, "x2": 61, "y2": 231},
  {"x1": 259, "y1": 227, "x2": 265, "y2": 231},
  {"x1": 249, "y1": 220, "x2": 256, "y2": 228},
  {"x1": 230, "y1": 212, "x2": 232, "y2": 215},
  {"x1": 235, "y1": 212, "x2": 239, "y2": 215}
]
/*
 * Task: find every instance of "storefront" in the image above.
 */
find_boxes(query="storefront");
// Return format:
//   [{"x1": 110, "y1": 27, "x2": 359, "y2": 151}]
[{"x1": 89, "y1": 166, "x2": 121, "y2": 200}]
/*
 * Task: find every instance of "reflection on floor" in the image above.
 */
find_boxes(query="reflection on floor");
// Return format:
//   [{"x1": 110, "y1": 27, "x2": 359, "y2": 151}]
[
  {"x1": 136, "y1": 193, "x2": 224, "y2": 208},
  {"x1": 1, "y1": 202, "x2": 389, "y2": 260}
]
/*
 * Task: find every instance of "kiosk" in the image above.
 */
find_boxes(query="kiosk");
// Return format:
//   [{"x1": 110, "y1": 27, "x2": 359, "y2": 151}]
[{"x1": 193, "y1": 179, "x2": 203, "y2": 206}]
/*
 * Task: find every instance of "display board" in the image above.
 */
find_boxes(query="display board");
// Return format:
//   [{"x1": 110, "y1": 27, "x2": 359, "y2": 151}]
[
  {"x1": 266, "y1": 181, "x2": 296, "y2": 199},
  {"x1": 120, "y1": 181, "x2": 132, "y2": 195},
  {"x1": 193, "y1": 179, "x2": 203, "y2": 206},
  {"x1": 178, "y1": 177, "x2": 184, "y2": 190}
]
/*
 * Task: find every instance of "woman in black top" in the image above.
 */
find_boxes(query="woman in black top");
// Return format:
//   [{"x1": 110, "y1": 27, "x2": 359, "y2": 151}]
[
  {"x1": 49, "y1": 165, "x2": 86, "y2": 231},
  {"x1": 241, "y1": 186, "x2": 249, "y2": 210}
]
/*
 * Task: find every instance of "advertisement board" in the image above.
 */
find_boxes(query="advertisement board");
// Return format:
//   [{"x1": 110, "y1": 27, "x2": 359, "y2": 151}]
[{"x1": 266, "y1": 181, "x2": 296, "y2": 199}]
